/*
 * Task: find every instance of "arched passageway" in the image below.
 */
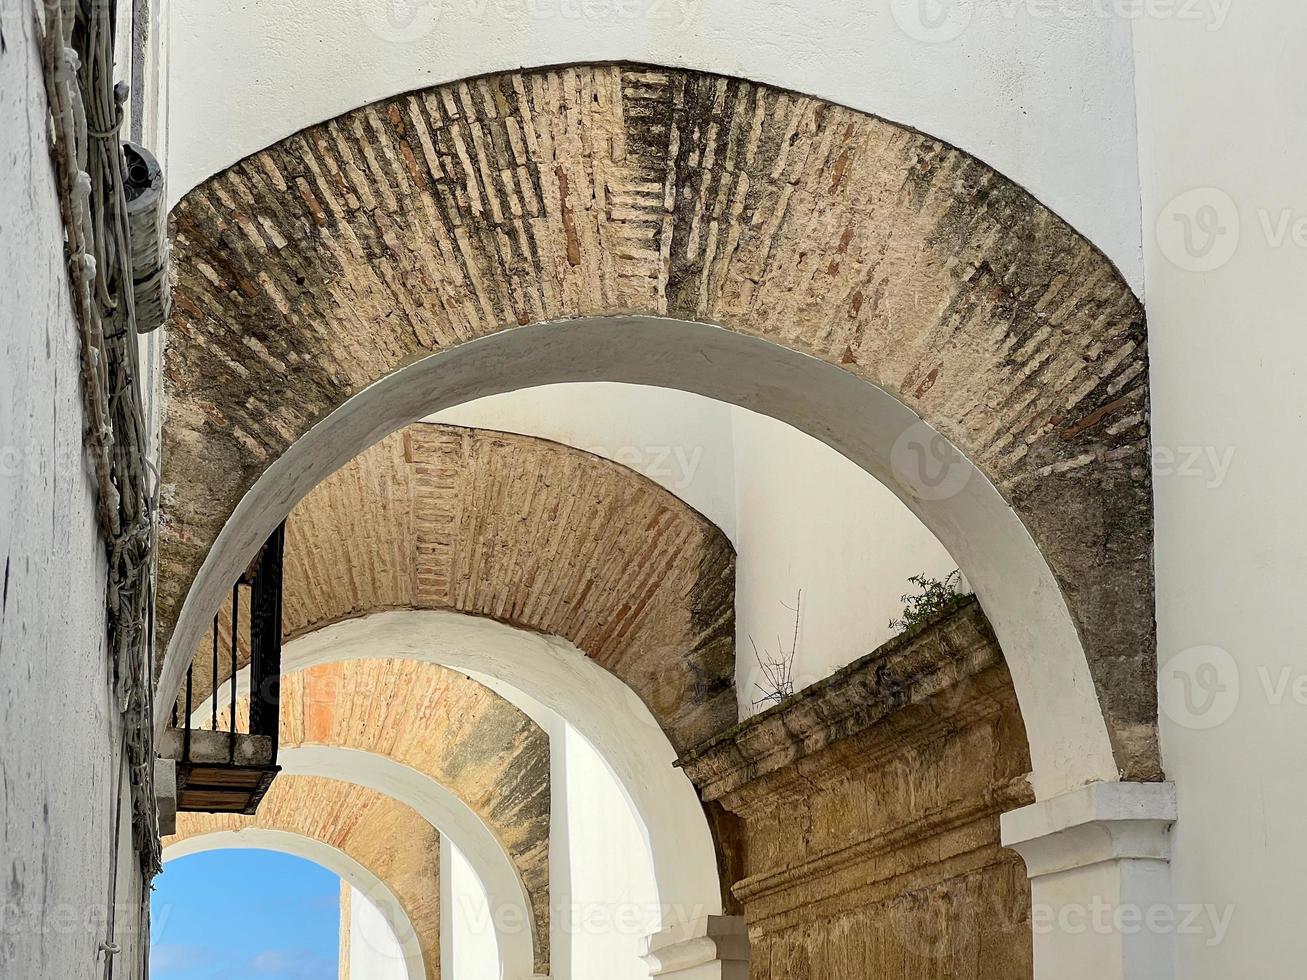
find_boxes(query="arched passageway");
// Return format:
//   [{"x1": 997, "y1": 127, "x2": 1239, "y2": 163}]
[
  {"x1": 189, "y1": 422, "x2": 737, "y2": 755},
  {"x1": 164, "y1": 806, "x2": 430, "y2": 980},
  {"x1": 275, "y1": 609, "x2": 724, "y2": 926},
  {"x1": 210, "y1": 658, "x2": 551, "y2": 973},
  {"x1": 158, "y1": 64, "x2": 1156, "y2": 798}
]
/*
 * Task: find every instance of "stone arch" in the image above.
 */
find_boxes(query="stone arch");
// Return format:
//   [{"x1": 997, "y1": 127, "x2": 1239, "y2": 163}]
[
  {"x1": 159, "y1": 63, "x2": 1156, "y2": 795},
  {"x1": 213, "y1": 658, "x2": 551, "y2": 974},
  {"x1": 165, "y1": 777, "x2": 436, "y2": 980}
]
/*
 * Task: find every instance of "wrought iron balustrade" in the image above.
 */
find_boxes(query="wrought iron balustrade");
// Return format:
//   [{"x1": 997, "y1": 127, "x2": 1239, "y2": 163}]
[{"x1": 159, "y1": 523, "x2": 285, "y2": 814}]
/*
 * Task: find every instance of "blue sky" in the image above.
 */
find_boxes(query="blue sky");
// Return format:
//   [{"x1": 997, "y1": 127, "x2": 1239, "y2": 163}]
[{"x1": 151, "y1": 850, "x2": 340, "y2": 980}]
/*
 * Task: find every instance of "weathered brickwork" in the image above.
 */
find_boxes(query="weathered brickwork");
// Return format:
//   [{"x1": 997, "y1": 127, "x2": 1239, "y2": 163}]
[
  {"x1": 169, "y1": 775, "x2": 441, "y2": 980},
  {"x1": 189, "y1": 421, "x2": 737, "y2": 753},
  {"x1": 680, "y1": 600, "x2": 1035, "y2": 979},
  {"x1": 162, "y1": 63, "x2": 1155, "y2": 778},
  {"x1": 221, "y1": 658, "x2": 551, "y2": 973}
]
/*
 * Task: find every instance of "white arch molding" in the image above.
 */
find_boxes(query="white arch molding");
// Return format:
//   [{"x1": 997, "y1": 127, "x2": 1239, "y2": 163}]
[
  {"x1": 278, "y1": 746, "x2": 538, "y2": 980},
  {"x1": 204, "y1": 610, "x2": 723, "y2": 930},
  {"x1": 160, "y1": 316, "x2": 1116, "y2": 800},
  {"x1": 163, "y1": 830, "x2": 425, "y2": 980}
]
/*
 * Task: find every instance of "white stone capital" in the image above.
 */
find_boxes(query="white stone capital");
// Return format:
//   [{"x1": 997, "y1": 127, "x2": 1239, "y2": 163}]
[
  {"x1": 1002, "y1": 781, "x2": 1178, "y2": 980},
  {"x1": 1002, "y1": 780, "x2": 1177, "y2": 876},
  {"x1": 642, "y1": 915, "x2": 748, "y2": 979}
]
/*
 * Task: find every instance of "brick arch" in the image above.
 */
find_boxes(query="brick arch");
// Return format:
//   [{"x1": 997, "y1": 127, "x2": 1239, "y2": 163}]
[
  {"x1": 159, "y1": 63, "x2": 1156, "y2": 795},
  {"x1": 166, "y1": 775, "x2": 439, "y2": 980},
  {"x1": 189, "y1": 421, "x2": 736, "y2": 754},
  {"x1": 215, "y1": 658, "x2": 550, "y2": 974}
]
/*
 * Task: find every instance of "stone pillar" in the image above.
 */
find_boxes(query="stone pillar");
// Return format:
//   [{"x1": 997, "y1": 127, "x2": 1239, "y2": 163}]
[
  {"x1": 1001, "y1": 781, "x2": 1177, "y2": 980},
  {"x1": 641, "y1": 916, "x2": 748, "y2": 979}
]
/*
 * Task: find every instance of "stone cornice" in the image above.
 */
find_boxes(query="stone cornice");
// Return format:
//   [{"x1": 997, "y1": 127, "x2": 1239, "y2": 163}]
[{"x1": 678, "y1": 597, "x2": 1005, "y2": 804}]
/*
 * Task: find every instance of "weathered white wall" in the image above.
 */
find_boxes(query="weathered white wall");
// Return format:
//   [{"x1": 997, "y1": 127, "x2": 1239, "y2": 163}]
[
  {"x1": 162, "y1": 0, "x2": 1144, "y2": 288},
  {"x1": 434, "y1": 385, "x2": 956, "y2": 714},
  {"x1": 1135, "y1": 1, "x2": 1307, "y2": 974},
  {"x1": 0, "y1": 6, "x2": 144, "y2": 978},
  {"x1": 349, "y1": 885, "x2": 410, "y2": 980}
]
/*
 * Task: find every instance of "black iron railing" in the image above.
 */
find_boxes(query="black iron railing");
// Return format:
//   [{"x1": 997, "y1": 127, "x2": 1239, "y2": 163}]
[{"x1": 165, "y1": 523, "x2": 285, "y2": 814}]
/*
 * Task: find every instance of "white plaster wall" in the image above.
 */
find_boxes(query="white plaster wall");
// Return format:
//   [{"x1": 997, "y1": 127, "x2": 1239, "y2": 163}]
[
  {"x1": 561, "y1": 725, "x2": 661, "y2": 980},
  {"x1": 445, "y1": 838, "x2": 501, "y2": 980},
  {"x1": 349, "y1": 886, "x2": 411, "y2": 980},
  {"x1": 730, "y1": 408, "x2": 958, "y2": 710},
  {"x1": 465, "y1": 646, "x2": 673, "y2": 978},
  {"x1": 162, "y1": 0, "x2": 1144, "y2": 288},
  {"x1": 433, "y1": 383, "x2": 738, "y2": 539},
  {"x1": 0, "y1": 7, "x2": 145, "y2": 978},
  {"x1": 432, "y1": 384, "x2": 957, "y2": 715},
  {"x1": 1134, "y1": 1, "x2": 1307, "y2": 974}
]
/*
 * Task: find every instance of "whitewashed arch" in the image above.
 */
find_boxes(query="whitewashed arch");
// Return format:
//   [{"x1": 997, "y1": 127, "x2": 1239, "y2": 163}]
[
  {"x1": 163, "y1": 317, "x2": 1117, "y2": 799},
  {"x1": 212, "y1": 608, "x2": 722, "y2": 928},
  {"x1": 278, "y1": 746, "x2": 538, "y2": 980},
  {"x1": 163, "y1": 829, "x2": 424, "y2": 980}
]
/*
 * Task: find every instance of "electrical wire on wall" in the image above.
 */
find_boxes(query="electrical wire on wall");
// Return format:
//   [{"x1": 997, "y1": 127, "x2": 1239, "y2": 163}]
[{"x1": 33, "y1": 0, "x2": 164, "y2": 974}]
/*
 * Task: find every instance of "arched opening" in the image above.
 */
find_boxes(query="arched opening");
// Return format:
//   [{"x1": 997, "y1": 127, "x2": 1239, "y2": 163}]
[
  {"x1": 163, "y1": 316, "x2": 1148, "y2": 798},
  {"x1": 160, "y1": 65, "x2": 1155, "y2": 791},
  {"x1": 161, "y1": 836, "x2": 425, "y2": 980}
]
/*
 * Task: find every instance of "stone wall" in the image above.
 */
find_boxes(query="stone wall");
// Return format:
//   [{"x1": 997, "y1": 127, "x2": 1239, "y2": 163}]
[
  {"x1": 168, "y1": 775, "x2": 441, "y2": 979},
  {"x1": 680, "y1": 599, "x2": 1034, "y2": 979}
]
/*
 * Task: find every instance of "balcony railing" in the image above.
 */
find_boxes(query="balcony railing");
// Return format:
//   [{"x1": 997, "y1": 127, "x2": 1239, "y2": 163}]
[{"x1": 159, "y1": 523, "x2": 285, "y2": 814}]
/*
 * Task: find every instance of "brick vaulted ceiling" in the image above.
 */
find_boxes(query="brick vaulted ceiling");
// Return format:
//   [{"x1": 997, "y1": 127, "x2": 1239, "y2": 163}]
[
  {"x1": 168, "y1": 775, "x2": 442, "y2": 979},
  {"x1": 192, "y1": 422, "x2": 738, "y2": 754},
  {"x1": 162, "y1": 63, "x2": 1155, "y2": 780},
  {"x1": 217, "y1": 658, "x2": 551, "y2": 973}
]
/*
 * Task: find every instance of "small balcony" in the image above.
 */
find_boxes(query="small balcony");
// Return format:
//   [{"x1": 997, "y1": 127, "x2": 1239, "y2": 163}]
[{"x1": 159, "y1": 524, "x2": 286, "y2": 814}]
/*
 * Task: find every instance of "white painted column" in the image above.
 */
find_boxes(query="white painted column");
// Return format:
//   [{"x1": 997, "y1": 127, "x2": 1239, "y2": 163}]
[
  {"x1": 1001, "y1": 782, "x2": 1178, "y2": 980},
  {"x1": 641, "y1": 916, "x2": 748, "y2": 980}
]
